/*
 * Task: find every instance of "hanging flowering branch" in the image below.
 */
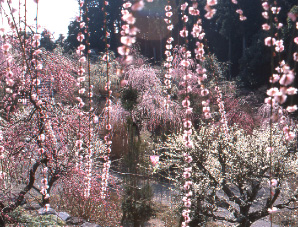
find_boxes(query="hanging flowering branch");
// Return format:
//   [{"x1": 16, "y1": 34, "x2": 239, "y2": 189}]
[
  {"x1": 179, "y1": 2, "x2": 193, "y2": 226},
  {"x1": 118, "y1": 1, "x2": 137, "y2": 64},
  {"x1": 204, "y1": 0, "x2": 218, "y2": 19},
  {"x1": 262, "y1": 4, "x2": 297, "y2": 137},
  {"x1": 230, "y1": 0, "x2": 247, "y2": 21},
  {"x1": 292, "y1": 12, "x2": 298, "y2": 64},
  {"x1": 100, "y1": 0, "x2": 112, "y2": 200},
  {"x1": 118, "y1": 0, "x2": 154, "y2": 64},
  {"x1": 163, "y1": 2, "x2": 174, "y2": 109},
  {"x1": 75, "y1": 0, "x2": 86, "y2": 172},
  {"x1": 2, "y1": 38, "x2": 13, "y2": 108},
  {"x1": 30, "y1": 0, "x2": 52, "y2": 211},
  {"x1": 261, "y1": 1, "x2": 297, "y2": 221},
  {"x1": 189, "y1": 3, "x2": 212, "y2": 121},
  {"x1": 80, "y1": 0, "x2": 95, "y2": 199},
  {"x1": 262, "y1": 0, "x2": 281, "y2": 218}
]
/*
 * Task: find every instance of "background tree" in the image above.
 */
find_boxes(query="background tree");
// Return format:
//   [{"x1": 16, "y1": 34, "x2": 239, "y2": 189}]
[
  {"x1": 40, "y1": 29, "x2": 57, "y2": 51},
  {"x1": 65, "y1": 0, "x2": 122, "y2": 53},
  {"x1": 55, "y1": 34, "x2": 66, "y2": 49}
]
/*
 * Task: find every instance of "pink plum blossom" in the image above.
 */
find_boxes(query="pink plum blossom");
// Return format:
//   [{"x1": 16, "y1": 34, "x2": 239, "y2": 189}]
[{"x1": 150, "y1": 155, "x2": 159, "y2": 166}]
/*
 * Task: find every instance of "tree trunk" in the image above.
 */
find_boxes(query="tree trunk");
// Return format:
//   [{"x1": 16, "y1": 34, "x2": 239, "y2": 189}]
[
  {"x1": 0, "y1": 158, "x2": 47, "y2": 226},
  {"x1": 179, "y1": 215, "x2": 183, "y2": 227},
  {"x1": 153, "y1": 47, "x2": 157, "y2": 63},
  {"x1": 120, "y1": 210, "x2": 126, "y2": 226},
  {"x1": 239, "y1": 218, "x2": 251, "y2": 227},
  {"x1": 242, "y1": 34, "x2": 246, "y2": 57},
  {"x1": 0, "y1": 216, "x2": 5, "y2": 227},
  {"x1": 133, "y1": 217, "x2": 140, "y2": 227},
  {"x1": 160, "y1": 34, "x2": 163, "y2": 63},
  {"x1": 228, "y1": 31, "x2": 232, "y2": 80},
  {"x1": 239, "y1": 205, "x2": 251, "y2": 227}
]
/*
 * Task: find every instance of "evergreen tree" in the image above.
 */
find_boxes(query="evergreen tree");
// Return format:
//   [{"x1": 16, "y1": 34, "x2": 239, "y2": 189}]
[
  {"x1": 65, "y1": 0, "x2": 122, "y2": 53},
  {"x1": 40, "y1": 29, "x2": 56, "y2": 51}
]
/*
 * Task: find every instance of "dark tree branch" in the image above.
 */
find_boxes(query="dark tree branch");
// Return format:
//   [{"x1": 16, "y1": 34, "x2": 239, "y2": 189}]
[
  {"x1": 201, "y1": 209, "x2": 239, "y2": 224},
  {"x1": 196, "y1": 161, "x2": 244, "y2": 206},
  {"x1": 248, "y1": 188, "x2": 282, "y2": 223},
  {"x1": 205, "y1": 194, "x2": 241, "y2": 220},
  {"x1": 247, "y1": 181, "x2": 261, "y2": 204},
  {"x1": 1, "y1": 158, "x2": 47, "y2": 216}
]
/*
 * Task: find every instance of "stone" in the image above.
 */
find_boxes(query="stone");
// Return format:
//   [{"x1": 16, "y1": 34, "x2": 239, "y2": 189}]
[
  {"x1": 144, "y1": 218, "x2": 165, "y2": 227},
  {"x1": 57, "y1": 211, "x2": 71, "y2": 221},
  {"x1": 81, "y1": 222, "x2": 102, "y2": 227},
  {"x1": 34, "y1": 214, "x2": 66, "y2": 226},
  {"x1": 38, "y1": 207, "x2": 57, "y2": 215},
  {"x1": 66, "y1": 216, "x2": 85, "y2": 225},
  {"x1": 24, "y1": 202, "x2": 41, "y2": 210}
]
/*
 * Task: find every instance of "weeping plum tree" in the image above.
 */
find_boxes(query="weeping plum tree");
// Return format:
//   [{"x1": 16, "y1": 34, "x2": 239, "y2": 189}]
[
  {"x1": 0, "y1": 29, "x2": 96, "y2": 225},
  {"x1": 113, "y1": 56, "x2": 183, "y2": 226}
]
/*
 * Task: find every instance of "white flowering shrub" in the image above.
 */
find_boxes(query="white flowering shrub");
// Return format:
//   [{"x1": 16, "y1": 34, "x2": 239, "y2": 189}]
[{"x1": 159, "y1": 123, "x2": 298, "y2": 226}]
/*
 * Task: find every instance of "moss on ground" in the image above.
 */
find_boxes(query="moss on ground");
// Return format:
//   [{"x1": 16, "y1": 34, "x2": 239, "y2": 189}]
[{"x1": 7, "y1": 206, "x2": 66, "y2": 226}]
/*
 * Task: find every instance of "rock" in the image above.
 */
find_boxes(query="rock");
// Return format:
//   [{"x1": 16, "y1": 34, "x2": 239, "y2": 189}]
[
  {"x1": 34, "y1": 214, "x2": 66, "y2": 226},
  {"x1": 38, "y1": 207, "x2": 57, "y2": 215},
  {"x1": 252, "y1": 218, "x2": 280, "y2": 227},
  {"x1": 81, "y1": 222, "x2": 102, "y2": 227},
  {"x1": 144, "y1": 218, "x2": 165, "y2": 226},
  {"x1": 24, "y1": 202, "x2": 41, "y2": 210},
  {"x1": 57, "y1": 211, "x2": 71, "y2": 221},
  {"x1": 66, "y1": 216, "x2": 85, "y2": 225}
]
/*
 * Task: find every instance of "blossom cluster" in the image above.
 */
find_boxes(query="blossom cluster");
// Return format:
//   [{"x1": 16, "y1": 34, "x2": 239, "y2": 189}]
[
  {"x1": 266, "y1": 63, "x2": 295, "y2": 103},
  {"x1": 0, "y1": 145, "x2": 4, "y2": 160},
  {"x1": 1, "y1": 41, "x2": 14, "y2": 96},
  {"x1": 30, "y1": 33, "x2": 44, "y2": 108},
  {"x1": 118, "y1": 1, "x2": 139, "y2": 64},
  {"x1": 204, "y1": 0, "x2": 217, "y2": 19}
]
